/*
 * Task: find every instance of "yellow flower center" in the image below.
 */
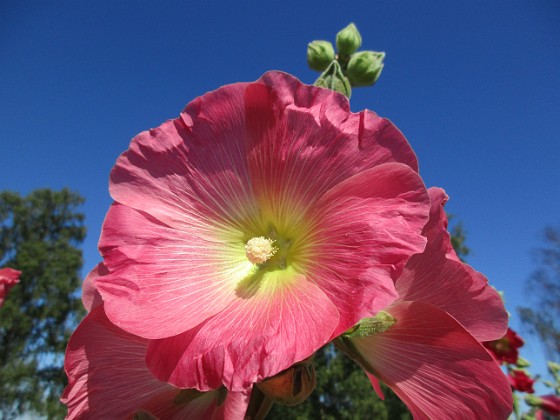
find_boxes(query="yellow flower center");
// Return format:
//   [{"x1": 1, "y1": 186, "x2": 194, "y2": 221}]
[{"x1": 245, "y1": 236, "x2": 278, "y2": 264}]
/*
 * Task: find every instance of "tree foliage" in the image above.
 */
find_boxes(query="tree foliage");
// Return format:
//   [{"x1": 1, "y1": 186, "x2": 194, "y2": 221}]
[
  {"x1": 0, "y1": 189, "x2": 86, "y2": 418},
  {"x1": 448, "y1": 216, "x2": 470, "y2": 262},
  {"x1": 519, "y1": 224, "x2": 560, "y2": 362}
]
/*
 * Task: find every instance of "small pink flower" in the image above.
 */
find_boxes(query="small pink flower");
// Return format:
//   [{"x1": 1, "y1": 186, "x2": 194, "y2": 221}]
[
  {"x1": 0, "y1": 267, "x2": 21, "y2": 307},
  {"x1": 483, "y1": 328, "x2": 525, "y2": 365},
  {"x1": 94, "y1": 71, "x2": 431, "y2": 391},
  {"x1": 508, "y1": 369, "x2": 535, "y2": 393},
  {"x1": 61, "y1": 304, "x2": 250, "y2": 419},
  {"x1": 338, "y1": 188, "x2": 512, "y2": 418}
]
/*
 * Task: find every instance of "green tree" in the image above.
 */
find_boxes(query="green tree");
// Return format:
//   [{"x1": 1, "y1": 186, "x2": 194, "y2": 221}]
[
  {"x1": 519, "y1": 224, "x2": 560, "y2": 362},
  {"x1": 0, "y1": 189, "x2": 86, "y2": 418},
  {"x1": 448, "y1": 216, "x2": 470, "y2": 262}
]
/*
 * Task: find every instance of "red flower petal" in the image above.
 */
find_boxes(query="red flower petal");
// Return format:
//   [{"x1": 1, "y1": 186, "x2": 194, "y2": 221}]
[
  {"x1": 81, "y1": 263, "x2": 106, "y2": 312},
  {"x1": 97, "y1": 203, "x2": 244, "y2": 339},
  {"x1": 146, "y1": 273, "x2": 339, "y2": 392},
  {"x1": 350, "y1": 301, "x2": 512, "y2": 419},
  {"x1": 421, "y1": 188, "x2": 458, "y2": 259},
  {"x1": 396, "y1": 188, "x2": 508, "y2": 341},
  {"x1": 61, "y1": 306, "x2": 250, "y2": 419},
  {"x1": 244, "y1": 72, "x2": 419, "y2": 212},
  {"x1": 311, "y1": 162, "x2": 430, "y2": 333},
  {"x1": 396, "y1": 251, "x2": 507, "y2": 342}
]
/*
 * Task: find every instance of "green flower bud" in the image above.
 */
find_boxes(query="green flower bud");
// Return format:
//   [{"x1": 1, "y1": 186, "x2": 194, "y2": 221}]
[
  {"x1": 314, "y1": 60, "x2": 352, "y2": 98},
  {"x1": 547, "y1": 361, "x2": 560, "y2": 374},
  {"x1": 516, "y1": 356, "x2": 531, "y2": 368},
  {"x1": 524, "y1": 394, "x2": 544, "y2": 408},
  {"x1": 307, "y1": 40, "x2": 335, "y2": 72},
  {"x1": 346, "y1": 51, "x2": 385, "y2": 87},
  {"x1": 543, "y1": 380, "x2": 555, "y2": 388},
  {"x1": 336, "y1": 23, "x2": 362, "y2": 56}
]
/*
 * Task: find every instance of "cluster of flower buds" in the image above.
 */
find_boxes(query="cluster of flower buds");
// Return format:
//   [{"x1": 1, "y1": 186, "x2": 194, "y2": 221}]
[{"x1": 307, "y1": 23, "x2": 385, "y2": 97}]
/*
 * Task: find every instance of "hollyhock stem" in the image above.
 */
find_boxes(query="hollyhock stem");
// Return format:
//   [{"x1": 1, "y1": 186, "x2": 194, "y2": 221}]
[{"x1": 245, "y1": 387, "x2": 274, "y2": 420}]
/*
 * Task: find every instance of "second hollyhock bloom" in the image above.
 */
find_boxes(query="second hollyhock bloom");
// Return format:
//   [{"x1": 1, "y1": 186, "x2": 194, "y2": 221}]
[
  {"x1": 94, "y1": 71, "x2": 431, "y2": 391},
  {"x1": 337, "y1": 188, "x2": 513, "y2": 419},
  {"x1": 61, "y1": 303, "x2": 250, "y2": 419}
]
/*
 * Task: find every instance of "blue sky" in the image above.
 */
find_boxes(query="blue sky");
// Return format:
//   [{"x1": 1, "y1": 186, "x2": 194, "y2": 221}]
[{"x1": 2, "y1": 1, "x2": 559, "y2": 386}]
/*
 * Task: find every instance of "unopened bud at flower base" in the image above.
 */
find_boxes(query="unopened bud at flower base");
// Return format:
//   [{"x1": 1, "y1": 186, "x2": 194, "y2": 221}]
[
  {"x1": 336, "y1": 23, "x2": 362, "y2": 56},
  {"x1": 256, "y1": 358, "x2": 316, "y2": 406},
  {"x1": 314, "y1": 60, "x2": 352, "y2": 98},
  {"x1": 346, "y1": 51, "x2": 385, "y2": 87},
  {"x1": 307, "y1": 40, "x2": 335, "y2": 71}
]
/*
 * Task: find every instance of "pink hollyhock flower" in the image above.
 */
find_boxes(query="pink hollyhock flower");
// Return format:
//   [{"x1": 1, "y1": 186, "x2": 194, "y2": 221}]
[
  {"x1": 94, "y1": 71, "x2": 431, "y2": 391},
  {"x1": 483, "y1": 327, "x2": 525, "y2": 365},
  {"x1": 508, "y1": 369, "x2": 535, "y2": 393},
  {"x1": 337, "y1": 188, "x2": 513, "y2": 419},
  {"x1": 0, "y1": 267, "x2": 21, "y2": 307},
  {"x1": 61, "y1": 303, "x2": 250, "y2": 419}
]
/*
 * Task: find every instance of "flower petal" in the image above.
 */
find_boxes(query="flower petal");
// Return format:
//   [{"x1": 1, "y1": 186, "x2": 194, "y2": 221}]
[
  {"x1": 308, "y1": 162, "x2": 430, "y2": 333},
  {"x1": 350, "y1": 301, "x2": 512, "y2": 419},
  {"x1": 81, "y1": 263, "x2": 106, "y2": 312},
  {"x1": 61, "y1": 305, "x2": 250, "y2": 419},
  {"x1": 97, "y1": 203, "x2": 246, "y2": 339},
  {"x1": 110, "y1": 81, "x2": 256, "y2": 232},
  {"x1": 244, "y1": 72, "x2": 419, "y2": 221},
  {"x1": 421, "y1": 188, "x2": 458, "y2": 258},
  {"x1": 146, "y1": 271, "x2": 339, "y2": 392},
  {"x1": 365, "y1": 371, "x2": 385, "y2": 400},
  {"x1": 396, "y1": 188, "x2": 508, "y2": 341},
  {"x1": 396, "y1": 252, "x2": 507, "y2": 341}
]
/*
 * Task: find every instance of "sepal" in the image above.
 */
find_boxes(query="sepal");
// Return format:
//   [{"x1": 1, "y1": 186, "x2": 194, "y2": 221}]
[{"x1": 314, "y1": 60, "x2": 352, "y2": 97}]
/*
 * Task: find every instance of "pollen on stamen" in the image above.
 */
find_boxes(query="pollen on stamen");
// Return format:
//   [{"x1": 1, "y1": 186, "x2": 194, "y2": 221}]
[{"x1": 245, "y1": 236, "x2": 277, "y2": 265}]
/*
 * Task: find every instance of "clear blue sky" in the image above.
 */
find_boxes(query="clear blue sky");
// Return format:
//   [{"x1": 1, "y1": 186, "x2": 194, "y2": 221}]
[{"x1": 1, "y1": 1, "x2": 559, "y2": 385}]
